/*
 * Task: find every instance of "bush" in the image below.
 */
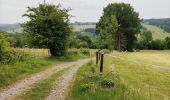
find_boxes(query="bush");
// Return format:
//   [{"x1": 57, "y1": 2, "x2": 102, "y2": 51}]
[
  {"x1": 80, "y1": 82, "x2": 94, "y2": 92},
  {"x1": 80, "y1": 48, "x2": 90, "y2": 55},
  {"x1": 101, "y1": 78, "x2": 114, "y2": 88},
  {"x1": 0, "y1": 33, "x2": 11, "y2": 63}
]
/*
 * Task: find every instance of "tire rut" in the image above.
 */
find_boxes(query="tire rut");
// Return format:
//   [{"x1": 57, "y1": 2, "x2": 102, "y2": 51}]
[
  {"x1": 45, "y1": 59, "x2": 91, "y2": 100},
  {"x1": 0, "y1": 59, "x2": 91, "y2": 100}
]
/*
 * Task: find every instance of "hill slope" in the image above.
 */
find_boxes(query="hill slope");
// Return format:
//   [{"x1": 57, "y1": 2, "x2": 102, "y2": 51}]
[
  {"x1": 143, "y1": 24, "x2": 170, "y2": 40},
  {"x1": 144, "y1": 18, "x2": 170, "y2": 33}
]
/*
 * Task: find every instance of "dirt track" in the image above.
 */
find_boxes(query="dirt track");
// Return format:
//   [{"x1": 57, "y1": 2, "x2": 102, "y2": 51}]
[{"x1": 0, "y1": 59, "x2": 92, "y2": 100}]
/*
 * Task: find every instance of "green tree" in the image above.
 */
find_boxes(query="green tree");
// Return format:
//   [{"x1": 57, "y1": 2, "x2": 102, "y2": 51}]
[
  {"x1": 22, "y1": 4, "x2": 72, "y2": 56},
  {"x1": 96, "y1": 15, "x2": 118, "y2": 50},
  {"x1": 97, "y1": 3, "x2": 141, "y2": 51},
  {"x1": 137, "y1": 30, "x2": 153, "y2": 49},
  {"x1": 165, "y1": 37, "x2": 170, "y2": 49},
  {"x1": 0, "y1": 32, "x2": 10, "y2": 62}
]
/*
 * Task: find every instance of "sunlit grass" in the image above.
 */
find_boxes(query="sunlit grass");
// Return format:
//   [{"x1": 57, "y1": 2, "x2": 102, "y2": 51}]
[{"x1": 68, "y1": 50, "x2": 170, "y2": 100}]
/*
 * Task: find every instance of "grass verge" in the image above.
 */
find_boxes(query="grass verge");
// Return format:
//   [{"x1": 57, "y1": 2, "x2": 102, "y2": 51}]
[
  {"x1": 18, "y1": 68, "x2": 69, "y2": 100},
  {"x1": 67, "y1": 61, "x2": 142, "y2": 100},
  {"x1": 0, "y1": 50, "x2": 91, "y2": 90}
]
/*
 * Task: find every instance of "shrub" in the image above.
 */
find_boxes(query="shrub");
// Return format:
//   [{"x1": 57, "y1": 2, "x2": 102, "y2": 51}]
[
  {"x1": 80, "y1": 82, "x2": 94, "y2": 92},
  {"x1": 0, "y1": 33, "x2": 11, "y2": 63},
  {"x1": 80, "y1": 48, "x2": 90, "y2": 55},
  {"x1": 101, "y1": 78, "x2": 114, "y2": 88}
]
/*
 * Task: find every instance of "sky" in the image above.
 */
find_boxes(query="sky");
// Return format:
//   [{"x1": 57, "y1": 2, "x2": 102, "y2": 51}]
[{"x1": 0, "y1": 0, "x2": 170, "y2": 24}]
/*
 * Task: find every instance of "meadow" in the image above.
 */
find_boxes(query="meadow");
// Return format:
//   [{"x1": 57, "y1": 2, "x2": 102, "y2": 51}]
[{"x1": 68, "y1": 50, "x2": 170, "y2": 100}]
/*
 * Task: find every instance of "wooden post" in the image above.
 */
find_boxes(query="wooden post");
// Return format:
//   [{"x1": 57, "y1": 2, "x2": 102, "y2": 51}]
[
  {"x1": 96, "y1": 51, "x2": 98, "y2": 65},
  {"x1": 100, "y1": 53, "x2": 104, "y2": 73}
]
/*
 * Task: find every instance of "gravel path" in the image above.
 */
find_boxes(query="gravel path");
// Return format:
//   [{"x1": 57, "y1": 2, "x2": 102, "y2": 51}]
[
  {"x1": 45, "y1": 59, "x2": 91, "y2": 100},
  {"x1": 0, "y1": 59, "x2": 91, "y2": 100}
]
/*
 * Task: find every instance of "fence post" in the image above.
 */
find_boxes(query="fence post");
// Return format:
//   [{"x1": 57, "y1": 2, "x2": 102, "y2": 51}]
[
  {"x1": 100, "y1": 53, "x2": 104, "y2": 73},
  {"x1": 96, "y1": 51, "x2": 98, "y2": 65}
]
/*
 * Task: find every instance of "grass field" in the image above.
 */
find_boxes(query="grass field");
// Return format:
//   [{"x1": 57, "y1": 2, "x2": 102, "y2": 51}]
[
  {"x1": 143, "y1": 24, "x2": 170, "y2": 40},
  {"x1": 0, "y1": 48, "x2": 91, "y2": 90},
  {"x1": 68, "y1": 50, "x2": 170, "y2": 100}
]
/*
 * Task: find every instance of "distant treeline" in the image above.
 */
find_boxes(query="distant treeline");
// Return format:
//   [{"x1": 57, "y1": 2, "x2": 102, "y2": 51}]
[{"x1": 143, "y1": 18, "x2": 170, "y2": 33}]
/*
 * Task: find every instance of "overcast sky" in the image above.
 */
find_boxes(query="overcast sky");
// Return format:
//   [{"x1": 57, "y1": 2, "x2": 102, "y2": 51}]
[{"x1": 0, "y1": 0, "x2": 170, "y2": 24}]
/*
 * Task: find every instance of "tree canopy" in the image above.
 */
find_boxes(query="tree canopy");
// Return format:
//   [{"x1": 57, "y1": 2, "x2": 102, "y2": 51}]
[
  {"x1": 96, "y1": 3, "x2": 141, "y2": 51},
  {"x1": 22, "y1": 3, "x2": 72, "y2": 56}
]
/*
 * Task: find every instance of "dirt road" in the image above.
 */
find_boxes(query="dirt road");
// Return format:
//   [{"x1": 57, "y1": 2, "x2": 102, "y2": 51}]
[{"x1": 0, "y1": 58, "x2": 92, "y2": 100}]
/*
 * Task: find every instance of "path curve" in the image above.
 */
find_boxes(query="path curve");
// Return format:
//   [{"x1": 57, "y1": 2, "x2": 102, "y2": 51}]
[
  {"x1": 45, "y1": 59, "x2": 91, "y2": 100},
  {"x1": 0, "y1": 59, "x2": 92, "y2": 100}
]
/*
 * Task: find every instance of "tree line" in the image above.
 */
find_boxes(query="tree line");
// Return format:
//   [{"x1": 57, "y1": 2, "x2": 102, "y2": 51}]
[{"x1": 1, "y1": 2, "x2": 170, "y2": 61}]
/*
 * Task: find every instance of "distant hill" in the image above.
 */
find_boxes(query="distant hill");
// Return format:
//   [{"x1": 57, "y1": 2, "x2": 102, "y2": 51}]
[
  {"x1": 0, "y1": 24, "x2": 22, "y2": 33},
  {"x1": 0, "y1": 22, "x2": 96, "y2": 33},
  {"x1": 143, "y1": 18, "x2": 170, "y2": 33},
  {"x1": 143, "y1": 24, "x2": 170, "y2": 40}
]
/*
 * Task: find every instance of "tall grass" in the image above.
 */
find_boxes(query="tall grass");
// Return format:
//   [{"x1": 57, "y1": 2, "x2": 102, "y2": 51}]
[{"x1": 68, "y1": 50, "x2": 170, "y2": 100}]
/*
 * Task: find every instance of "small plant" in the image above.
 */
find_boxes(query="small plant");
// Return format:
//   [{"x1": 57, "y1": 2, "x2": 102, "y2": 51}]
[
  {"x1": 101, "y1": 78, "x2": 114, "y2": 88},
  {"x1": 80, "y1": 82, "x2": 94, "y2": 92},
  {"x1": 90, "y1": 66, "x2": 95, "y2": 74}
]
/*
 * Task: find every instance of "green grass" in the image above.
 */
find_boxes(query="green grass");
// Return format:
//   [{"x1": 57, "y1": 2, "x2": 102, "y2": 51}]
[
  {"x1": 18, "y1": 68, "x2": 69, "y2": 100},
  {"x1": 68, "y1": 61, "x2": 142, "y2": 100},
  {"x1": 143, "y1": 24, "x2": 170, "y2": 40},
  {"x1": 0, "y1": 48, "x2": 91, "y2": 90},
  {"x1": 68, "y1": 50, "x2": 170, "y2": 100},
  {"x1": 109, "y1": 51, "x2": 170, "y2": 100}
]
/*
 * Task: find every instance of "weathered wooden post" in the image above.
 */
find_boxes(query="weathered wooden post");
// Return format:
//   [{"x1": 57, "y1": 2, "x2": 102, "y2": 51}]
[
  {"x1": 96, "y1": 51, "x2": 98, "y2": 65},
  {"x1": 100, "y1": 53, "x2": 104, "y2": 73}
]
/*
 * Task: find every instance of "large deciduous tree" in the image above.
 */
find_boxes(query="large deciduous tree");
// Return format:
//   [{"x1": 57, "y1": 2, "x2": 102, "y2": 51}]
[
  {"x1": 96, "y1": 3, "x2": 141, "y2": 51},
  {"x1": 22, "y1": 4, "x2": 72, "y2": 56},
  {"x1": 96, "y1": 15, "x2": 118, "y2": 50}
]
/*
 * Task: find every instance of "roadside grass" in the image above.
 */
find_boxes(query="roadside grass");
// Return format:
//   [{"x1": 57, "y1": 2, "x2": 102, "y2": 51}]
[
  {"x1": 68, "y1": 50, "x2": 170, "y2": 100},
  {"x1": 67, "y1": 60, "x2": 142, "y2": 100},
  {"x1": 0, "y1": 48, "x2": 92, "y2": 90},
  {"x1": 18, "y1": 68, "x2": 69, "y2": 100}
]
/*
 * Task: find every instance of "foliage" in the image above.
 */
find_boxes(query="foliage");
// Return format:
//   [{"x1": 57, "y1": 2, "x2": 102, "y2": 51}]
[
  {"x1": 101, "y1": 78, "x2": 114, "y2": 88},
  {"x1": 96, "y1": 3, "x2": 141, "y2": 51},
  {"x1": 165, "y1": 37, "x2": 170, "y2": 49},
  {"x1": 143, "y1": 18, "x2": 170, "y2": 33},
  {"x1": 80, "y1": 82, "x2": 94, "y2": 92},
  {"x1": 7, "y1": 32, "x2": 29, "y2": 47},
  {"x1": 0, "y1": 32, "x2": 11, "y2": 63},
  {"x1": 22, "y1": 3, "x2": 72, "y2": 56},
  {"x1": 69, "y1": 32, "x2": 96, "y2": 49},
  {"x1": 136, "y1": 30, "x2": 153, "y2": 49},
  {"x1": 149, "y1": 39, "x2": 166, "y2": 50},
  {"x1": 96, "y1": 14, "x2": 118, "y2": 50},
  {"x1": 143, "y1": 24, "x2": 170, "y2": 40}
]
